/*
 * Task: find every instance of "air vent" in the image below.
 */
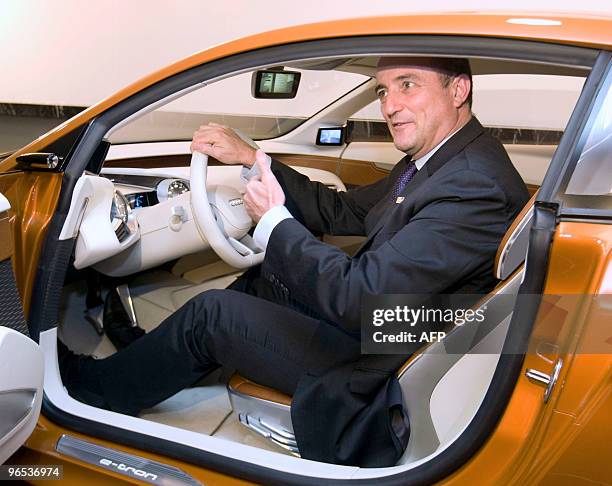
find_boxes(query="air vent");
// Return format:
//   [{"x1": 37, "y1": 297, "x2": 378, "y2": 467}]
[{"x1": 114, "y1": 221, "x2": 129, "y2": 242}]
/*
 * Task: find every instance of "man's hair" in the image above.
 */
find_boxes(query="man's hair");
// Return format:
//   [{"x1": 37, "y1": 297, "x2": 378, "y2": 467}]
[
  {"x1": 377, "y1": 56, "x2": 473, "y2": 108},
  {"x1": 430, "y1": 58, "x2": 473, "y2": 108}
]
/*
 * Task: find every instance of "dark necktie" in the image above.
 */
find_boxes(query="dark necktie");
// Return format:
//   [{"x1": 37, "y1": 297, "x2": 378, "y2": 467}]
[{"x1": 391, "y1": 160, "x2": 417, "y2": 200}]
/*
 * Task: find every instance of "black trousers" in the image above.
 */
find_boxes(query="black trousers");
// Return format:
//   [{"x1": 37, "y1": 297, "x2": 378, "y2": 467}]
[{"x1": 90, "y1": 266, "x2": 359, "y2": 416}]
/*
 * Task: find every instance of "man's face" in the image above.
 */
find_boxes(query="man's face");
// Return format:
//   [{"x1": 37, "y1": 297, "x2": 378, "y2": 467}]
[{"x1": 375, "y1": 61, "x2": 462, "y2": 159}]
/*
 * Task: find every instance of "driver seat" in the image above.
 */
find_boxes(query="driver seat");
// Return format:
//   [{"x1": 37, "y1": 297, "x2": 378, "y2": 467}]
[{"x1": 226, "y1": 192, "x2": 538, "y2": 457}]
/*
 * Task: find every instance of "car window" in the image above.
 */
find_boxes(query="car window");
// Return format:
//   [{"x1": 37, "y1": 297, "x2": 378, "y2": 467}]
[
  {"x1": 565, "y1": 70, "x2": 612, "y2": 195},
  {"x1": 108, "y1": 69, "x2": 368, "y2": 144},
  {"x1": 348, "y1": 74, "x2": 584, "y2": 145},
  {"x1": 0, "y1": 103, "x2": 85, "y2": 154},
  {"x1": 562, "y1": 65, "x2": 612, "y2": 209}
]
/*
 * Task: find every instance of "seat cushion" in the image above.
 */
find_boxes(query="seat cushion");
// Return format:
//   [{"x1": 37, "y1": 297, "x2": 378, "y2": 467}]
[{"x1": 229, "y1": 374, "x2": 292, "y2": 406}]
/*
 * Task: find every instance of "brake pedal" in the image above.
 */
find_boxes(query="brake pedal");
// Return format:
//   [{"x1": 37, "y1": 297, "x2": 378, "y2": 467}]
[{"x1": 84, "y1": 304, "x2": 104, "y2": 335}]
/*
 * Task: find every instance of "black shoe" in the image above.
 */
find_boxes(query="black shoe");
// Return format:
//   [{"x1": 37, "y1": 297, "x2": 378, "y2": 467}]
[
  {"x1": 103, "y1": 290, "x2": 145, "y2": 350},
  {"x1": 57, "y1": 340, "x2": 109, "y2": 410}
]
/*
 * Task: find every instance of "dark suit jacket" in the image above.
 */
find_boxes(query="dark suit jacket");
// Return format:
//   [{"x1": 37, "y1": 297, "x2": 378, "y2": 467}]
[{"x1": 261, "y1": 117, "x2": 529, "y2": 466}]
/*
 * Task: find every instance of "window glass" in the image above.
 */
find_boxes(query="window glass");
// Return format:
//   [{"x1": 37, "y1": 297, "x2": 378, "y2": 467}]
[
  {"x1": 562, "y1": 67, "x2": 612, "y2": 211},
  {"x1": 109, "y1": 69, "x2": 368, "y2": 144},
  {"x1": 0, "y1": 103, "x2": 85, "y2": 154},
  {"x1": 349, "y1": 74, "x2": 584, "y2": 144}
]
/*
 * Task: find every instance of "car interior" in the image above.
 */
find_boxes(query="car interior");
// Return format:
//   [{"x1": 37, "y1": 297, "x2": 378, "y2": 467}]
[{"x1": 40, "y1": 53, "x2": 590, "y2": 479}]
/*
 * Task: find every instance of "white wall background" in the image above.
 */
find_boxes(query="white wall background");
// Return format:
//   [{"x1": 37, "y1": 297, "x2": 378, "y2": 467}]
[{"x1": 1, "y1": 0, "x2": 611, "y2": 107}]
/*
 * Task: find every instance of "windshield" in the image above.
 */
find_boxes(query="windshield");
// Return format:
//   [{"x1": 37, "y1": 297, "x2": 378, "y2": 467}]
[{"x1": 109, "y1": 69, "x2": 369, "y2": 144}]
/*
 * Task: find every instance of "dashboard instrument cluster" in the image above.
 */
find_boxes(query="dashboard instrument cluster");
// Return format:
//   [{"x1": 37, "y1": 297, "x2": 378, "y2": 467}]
[
  {"x1": 125, "y1": 191, "x2": 159, "y2": 209},
  {"x1": 102, "y1": 174, "x2": 190, "y2": 209}
]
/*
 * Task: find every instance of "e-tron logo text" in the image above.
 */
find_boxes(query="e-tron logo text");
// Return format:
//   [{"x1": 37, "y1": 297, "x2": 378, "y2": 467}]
[{"x1": 99, "y1": 458, "x2": 158, "y2": 481}]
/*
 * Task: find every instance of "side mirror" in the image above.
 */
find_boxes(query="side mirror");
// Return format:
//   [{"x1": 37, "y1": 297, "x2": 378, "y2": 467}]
[
  {"x1": 251, "y1": 69, "x2": 301, "y2": 99},
  {"x1": 316, "y1": 127, "x2": 345, "y2": 146}
]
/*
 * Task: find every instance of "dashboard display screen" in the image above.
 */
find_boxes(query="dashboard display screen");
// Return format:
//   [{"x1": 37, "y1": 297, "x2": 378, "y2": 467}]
[{"x1": 126, "y1": 191, "x2": 159, "y2": 209}]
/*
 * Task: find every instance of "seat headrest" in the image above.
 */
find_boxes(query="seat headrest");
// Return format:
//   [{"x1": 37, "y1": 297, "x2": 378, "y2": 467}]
[{"x1": 494, "y1": 192, "x2": 538, "y2": 280}]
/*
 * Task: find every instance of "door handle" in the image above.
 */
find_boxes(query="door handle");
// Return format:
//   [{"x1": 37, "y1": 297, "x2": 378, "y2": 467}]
[{"x1": 525, "y1": 358, "x2": 563, "y2": 403}]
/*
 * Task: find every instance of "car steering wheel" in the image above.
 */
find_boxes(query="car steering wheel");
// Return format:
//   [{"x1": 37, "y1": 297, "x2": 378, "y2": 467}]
[{"x1": 190, "y1": 151, "x2": 265, "y2": 268}]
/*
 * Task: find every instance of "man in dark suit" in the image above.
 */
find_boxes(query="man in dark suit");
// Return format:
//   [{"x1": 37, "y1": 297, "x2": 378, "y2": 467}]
[{"x1": 60, "y1": 57, "x2": 529, "y2": 467}]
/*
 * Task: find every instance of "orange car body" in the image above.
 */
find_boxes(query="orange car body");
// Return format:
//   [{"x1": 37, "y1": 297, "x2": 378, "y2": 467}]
[{"x1": 1, "y1": 11, "x2": 610, "y2": 485}]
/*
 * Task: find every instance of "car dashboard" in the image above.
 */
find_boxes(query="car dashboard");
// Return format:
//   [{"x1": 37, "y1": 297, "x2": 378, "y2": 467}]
[{"x1": 60, "y1": 164, "x2": 346, "y2": 277}]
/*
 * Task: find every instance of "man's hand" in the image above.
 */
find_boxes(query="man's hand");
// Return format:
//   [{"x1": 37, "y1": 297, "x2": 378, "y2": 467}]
[
  {"x1": 191, "y1": 123, "x2": 257, "y2": 167},
  {"x1": 244, "y1": 150, "x2": 286, "y2": 223}
]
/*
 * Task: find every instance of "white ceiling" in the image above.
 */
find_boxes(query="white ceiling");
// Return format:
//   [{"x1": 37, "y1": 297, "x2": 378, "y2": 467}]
[{"x1": 0, "y1": 0, "x2": 610, "y2": 107}]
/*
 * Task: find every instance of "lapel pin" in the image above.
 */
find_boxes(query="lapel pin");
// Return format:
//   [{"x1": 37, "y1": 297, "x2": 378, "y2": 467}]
[{"x1": 395, "y1": 196, "x2": 405, "y2": 204}]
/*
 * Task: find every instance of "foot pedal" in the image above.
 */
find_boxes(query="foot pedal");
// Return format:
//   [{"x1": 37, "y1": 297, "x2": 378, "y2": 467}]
[
  {"x1": 83, "y1": 304, "x2": 104, "y2": 335},
  {"x1": 104, "y1": 288, "x2": 145, "y2": 349},
  {"x1": 115, "y1": 284, "x2": 139, "y2": 328}
]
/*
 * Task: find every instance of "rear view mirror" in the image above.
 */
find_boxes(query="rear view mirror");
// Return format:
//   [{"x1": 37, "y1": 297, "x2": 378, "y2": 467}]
[
  {"x1": 251, "y1": 69, "x2": 301, "y2": 99},
  {"x1": 316, "y1": 127, "x2": 345, "y2": 146}
]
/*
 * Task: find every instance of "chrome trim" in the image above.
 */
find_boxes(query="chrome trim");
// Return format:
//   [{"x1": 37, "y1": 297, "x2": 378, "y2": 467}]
[
  {"x1": 229, "y1": 383, "x2": 300, "y2": 455},
  {"x1": 525, "y1": 368, "x2": 550, "y2": 386},
  {"x1": 259, "y1": 417, "x2": 297, "y2": 441},
  {"x1": 47, "y1": 153, "x2": 60, "y2": 169},
  {"x1": 239, "y1": 414, "x2": 300, "y2": 454},
  {"x1": 229, "y1": 198, "x2": 244, "y2": 207},
  {"x1": 0, "y1": 389, "x2": 36, "y2": 440},
  {"x1": 56, "y1": 435, "x2": 201, "y2": 485},
  {"x1": 116, "y1": 284, "x2": 139, "y2": 328},
  {"x1": 526, "y1": 358, "x2": 563, "y2": 403}
]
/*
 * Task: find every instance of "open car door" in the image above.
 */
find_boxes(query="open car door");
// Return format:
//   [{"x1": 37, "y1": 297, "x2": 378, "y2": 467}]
[{"x1": 0, "y1": 191, "x2": 44, "y2": 464}]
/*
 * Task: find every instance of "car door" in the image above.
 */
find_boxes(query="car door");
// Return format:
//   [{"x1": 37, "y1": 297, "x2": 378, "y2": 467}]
[
  {"x1": 0, "y1": 189, "x2": 44, "y2": 464},
  {"x1": 520, "y1": 53, "x2": 612, "y2": 485}
]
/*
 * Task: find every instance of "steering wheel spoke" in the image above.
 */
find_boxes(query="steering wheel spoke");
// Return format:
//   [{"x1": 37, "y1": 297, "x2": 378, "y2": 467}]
[{"x1": 190, "y1": 151, "x2": 265, "y2": 268}]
